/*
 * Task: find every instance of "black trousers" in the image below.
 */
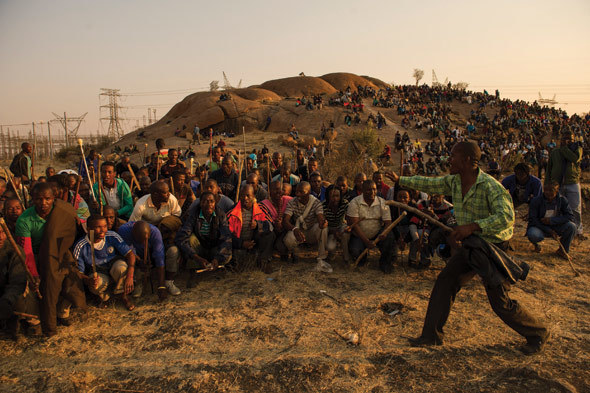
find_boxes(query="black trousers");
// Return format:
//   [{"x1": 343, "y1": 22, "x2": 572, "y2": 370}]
[{"x1": 421, "y1": 246, "x2": 548, "y2": 344}]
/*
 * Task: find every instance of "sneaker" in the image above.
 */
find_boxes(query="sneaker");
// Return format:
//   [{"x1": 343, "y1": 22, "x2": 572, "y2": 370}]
[
  {"x1": 314, "y1": 259, "x2": 333, "y2": 273},
  {"x1": 165, "y1": 280, "x2": 181, "y2": 296},
  {"x1": 131, "y1": 282, "x2": 143, "y2": 298}
]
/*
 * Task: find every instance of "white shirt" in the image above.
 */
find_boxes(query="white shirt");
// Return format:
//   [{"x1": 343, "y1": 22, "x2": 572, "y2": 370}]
[
  {"x1": 129, "y1": 194, "x2": 181, "y2": 225},
  {"x1": 103, "y1": 185, "x2": 121, "y2": 211},
  {"x1": 347, "y1": 195, "x2": 391, "y2": 239}
]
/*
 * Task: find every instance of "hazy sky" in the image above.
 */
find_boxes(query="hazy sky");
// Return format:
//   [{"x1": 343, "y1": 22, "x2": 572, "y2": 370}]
[{"x1": 1, "y1": 0, "x2": 589, "y2": 137}]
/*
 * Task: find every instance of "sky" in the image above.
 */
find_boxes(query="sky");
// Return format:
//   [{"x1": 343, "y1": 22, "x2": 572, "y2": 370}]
[{"x1": 1, "y1": 0, "x2": 589, "y2": 138}]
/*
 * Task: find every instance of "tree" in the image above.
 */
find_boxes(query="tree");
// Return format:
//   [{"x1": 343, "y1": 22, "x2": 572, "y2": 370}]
[
  {"x1": 209, "y1": 80, "x2": 220, "y2": 92},
  {"x1": 413, "y1": 69, "x2": 424, "y2": 86},
  {"x1": 452, "y1": 82, "x2": 469, "y2": 90}
]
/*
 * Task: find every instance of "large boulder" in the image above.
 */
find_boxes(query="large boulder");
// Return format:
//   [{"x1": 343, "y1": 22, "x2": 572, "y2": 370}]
[
  {"x1": 260, "y1": 76, "x2": 337, "y2": 97},
  {"x1": 233, "y1": 87, "x2": 281, "y2": 103},
  {"x1": 320, "y1": 72, "x2": 378, "y2": 92}
]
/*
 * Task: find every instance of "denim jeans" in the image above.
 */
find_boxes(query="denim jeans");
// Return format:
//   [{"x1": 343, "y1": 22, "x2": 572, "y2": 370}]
[
  {"x1": 526, "y1": 222, "x2": 577, "y2": 253},
  {"x1": 560, "y1": 183, "x2": 582, "y2": 234}
]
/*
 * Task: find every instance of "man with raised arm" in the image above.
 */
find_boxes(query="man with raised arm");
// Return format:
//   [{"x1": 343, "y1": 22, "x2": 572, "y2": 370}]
[{"x1": 387, "y1": 141, "x2": 548, "y2": 355}]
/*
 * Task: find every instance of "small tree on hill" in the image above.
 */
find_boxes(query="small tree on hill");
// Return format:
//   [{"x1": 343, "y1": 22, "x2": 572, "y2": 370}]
[
  {"x1": 210, "y1": 81, "x2": 220, "y2": 92},
  {"x1": 413, "y1": 69, "x2": 424, "y2": 86}
]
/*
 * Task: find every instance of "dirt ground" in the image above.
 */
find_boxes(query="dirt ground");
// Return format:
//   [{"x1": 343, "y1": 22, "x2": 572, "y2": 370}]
[
  {"x1": 1, "y1": 97, "x2": 589, "y2": 392},
  {"x1": 0, "y1": 208, "x2": 589, "y2": 393}
]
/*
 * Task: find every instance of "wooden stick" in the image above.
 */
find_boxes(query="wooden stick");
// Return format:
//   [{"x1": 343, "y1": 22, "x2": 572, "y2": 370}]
[
  {"x1": 0, "y1": 217, "x2": 42, "y2": 299},
  {"x1": 400, "y1": 148, "x2": 404, "y2": 174},
  {"x1": 551, "y1": 233, "x2": 581, "y2": 277},
  {"x1": 352, "y1": 211, "x2": 407, "y2": 267},
  {"x1": 127, "y1": 163, "x2": 142, "y2": 191},
  {"x1": 88, "y1": 229, "x2": 99, "y2": 288},
  {"x1": 77, "y1": 139, "x2": 97, "y2": 203},
  {"x1": 144, "y1": 236, "x2": 154, "y2": 294},
  {"x1": 243, "y1": 126, "x2": 247, "y2": 176},
  {"x1": 195, "y1": 264, "x2": 226, "y2": 274},
  {"x1": 155, "y1": 155, "x2": 160, "y2": 181},
  {"x1": 13, "y1": 311, "x2": 39, "y2": 319},
  {"x1": 385, "y1": 200, "x2": 452, "y2": 232},
  {"x1": 143, "y1": 143, "x2": 148, "y2": 165},
  {"x1": 3, "y1": 167, "x2": 24, "y2": 206},
  {"x1": 266, "y1": 155, "x2": 271, "y2": 187},
  {"x1": 235, "y1": 155, "x2": 244, "y2": 203},
  {"x1": 30, "y1": 144, "x2": 35, "y2": 181},
  {"x1": 97, "y1": 156, "x2": 103, "y2": 215}
]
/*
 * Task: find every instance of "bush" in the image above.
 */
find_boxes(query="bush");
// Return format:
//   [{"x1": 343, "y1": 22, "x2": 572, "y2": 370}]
[
  {"x1": 54, "y1": 136, "x2": 115, "y2": 162},
  {"x1": 351, "y1": 125, "x2": 384, "y2": 159}
]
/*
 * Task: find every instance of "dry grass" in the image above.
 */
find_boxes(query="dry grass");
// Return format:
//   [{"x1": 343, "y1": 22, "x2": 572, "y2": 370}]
[{"x1": 1, "y1": 210, "x2": 589, "y2": 393}]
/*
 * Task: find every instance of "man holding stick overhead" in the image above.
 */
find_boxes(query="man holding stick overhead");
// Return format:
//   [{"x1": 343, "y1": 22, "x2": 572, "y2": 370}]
[{"x1": 387, "y1": 141, "x2": 549, "y2": 355}]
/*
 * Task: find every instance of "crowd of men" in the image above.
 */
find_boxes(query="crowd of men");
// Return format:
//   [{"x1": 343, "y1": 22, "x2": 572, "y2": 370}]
[{"x1": 0, "y1": 83, "x2": 587, "y2": 355}]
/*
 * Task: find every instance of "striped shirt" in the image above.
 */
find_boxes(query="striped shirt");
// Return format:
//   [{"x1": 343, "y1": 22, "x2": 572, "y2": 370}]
[
  {"x1": 399, "y1": 168, "x2": 514, "y2": 243},
  {"x1": 323, "y1": 200, "x2": 348, "y2": 229},
  {"x1": 284, "y1": 195, "x2": 323, "y2": 229},
  {"x1": 199, "y1": 210, "x2": 215, "y2": 236}
]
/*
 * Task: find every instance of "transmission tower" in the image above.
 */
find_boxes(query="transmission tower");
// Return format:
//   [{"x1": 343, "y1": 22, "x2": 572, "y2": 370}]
[
  {"x1": 99, "y1": 88, "x2": 125, "y2": 139},
  {"x1": 51, "y1": 112, "x2": 87, "y2": 147},
  {"x1": 538, "y1": 92, "x2": 558, "y2": 106}
]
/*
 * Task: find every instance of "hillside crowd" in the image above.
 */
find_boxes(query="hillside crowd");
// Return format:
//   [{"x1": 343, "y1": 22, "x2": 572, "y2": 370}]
[{"x1": 0, "y1": 83, "x2": 586, "y2": 354}]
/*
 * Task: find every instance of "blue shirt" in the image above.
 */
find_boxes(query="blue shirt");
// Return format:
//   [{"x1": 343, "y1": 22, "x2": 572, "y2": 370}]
[
  {"x1": 73, "y1": 231, "x2": 131, "y2": 274},
  {"x1": 117, "y1": 222, "x2": 165, "y2": 268}
]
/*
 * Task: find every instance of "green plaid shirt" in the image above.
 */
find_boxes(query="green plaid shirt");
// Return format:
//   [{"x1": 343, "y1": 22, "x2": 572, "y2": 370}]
[{"x1": 399, "y1": 169, "x2": 514, "y2": 243}]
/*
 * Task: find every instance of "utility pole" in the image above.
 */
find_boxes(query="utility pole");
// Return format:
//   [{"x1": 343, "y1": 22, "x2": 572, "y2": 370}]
[
  {"x1": 148, "y1": 108, "x2": 152, "y2": 124},
  {"x1": 99, "y1": 88, "x2": 125, "y2": 139},
  {"x1": 0, "y1": 126, "x2": 4, "y2": 160},
  {"x1": 153, "y1": 108, "x2": 156, "y2": 123},
  {"x1": 32, "y1": 122, "x2": 37, "y2": 161},
  {"x1": 52, "y1": 112, "x2": 87, "y2": 148},
  {"x1": 47, "y1": 121, "x2": 53, "y2": 160}
]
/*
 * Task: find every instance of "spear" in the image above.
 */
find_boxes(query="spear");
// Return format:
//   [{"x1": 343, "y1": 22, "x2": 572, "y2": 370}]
[
  {"x1": 97, "y1": 155, "x2": 104, "y2": 215},
  {"x1": 551, "y1": 233, "x2": 581, "y2": 277},
  {"x1": 127, "y1": 163, "x2": 142, "y2": 191},
  {"x1": 352, "y1": 212, "x2": 407, "y2": 267},
  {"x1": 0, "y1": 217, "x2": 42, "y2": 299},
  {"x1": 143, "y1": 143, "x2": 148, "y2": 165},
  {"x1": 2, "y1": 167, "x2": 24, "y2": 206},
  {"x1": 235, "y1": 154, "x2": 244, "y2": 203}
]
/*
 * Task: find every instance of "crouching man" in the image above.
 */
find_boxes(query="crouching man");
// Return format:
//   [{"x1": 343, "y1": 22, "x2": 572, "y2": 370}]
[
  {"x1": 282, "y1": 182, "x2": 330, "y2": 273},
  {"x1": 175, "y1": 191, "x2": 232, "y2": 288},
  {"x1": 73, "y1": 215, "x2": 136, "y2": 310},
  {"x1": 346, "y1": 180, "x2": 396, "y2": 273},
  {"x1": 227, "y1": 185, "x2": 275, "y2": 273},
  {"x1": 527, "y1": 180, "x2": 576, "y2": 259}
]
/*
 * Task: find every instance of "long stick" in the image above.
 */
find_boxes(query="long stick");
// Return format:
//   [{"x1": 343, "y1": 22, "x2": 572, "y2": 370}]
[
  {"x1": 399, "y1": 148, "x2": 404, "y2": 174},
  {"x1": 88, "y1": 229, "x2": 98, "y2": 288},
  {"x1": 3, "y1": 167, "x2": 24, "y2": 206},
  {"x1": 0, "y1": 218, "x2": 42, "y2": 299},
  {"x1": 551, "y1": 233, "x2": 581, "y2": 277},
  {"x1": 127, "y1": 163, "x2": 142, "y2": 191},
  {"x1": 352, "y1": 211, "x2": 407, "y2": 267},
  {"x1": 243, "y1": 126, "x2": 247, "y2": 176},
  {"x1": 97, "y1": 155, "x2": 103, "y2": 215},
  {"x1": 195, "y1": 264, "x2": 226, "y2": 274},
  {"x1": 266, "y1": 155, "x2": 271, "y2": 187},
  {"x1": 235, "y1": 155, "x2": 244, "y2": 203},
  {"x1": 30, "y1": 143, "x2": 35, "y2": 181},
  {"x1": 77, "y1": 139, "x2": 98, "y2": 203},
  {"x1": 143, "y1": 143, "x2": 148, "y2": 165},
  {"x1": 385, "y1": 200, "x2": 452, "y2": 232}
]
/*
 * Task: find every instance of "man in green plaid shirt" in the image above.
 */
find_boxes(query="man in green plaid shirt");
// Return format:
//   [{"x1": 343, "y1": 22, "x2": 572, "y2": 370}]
[{"x1": 389, "y1": 141, "x2": 548, "y2": 355}]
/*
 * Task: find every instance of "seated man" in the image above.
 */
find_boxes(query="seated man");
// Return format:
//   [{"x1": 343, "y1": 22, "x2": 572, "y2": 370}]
[
  {"x1": 501, "y1": 163, "x2": 543, "y2": 208},
  {"x1": 260, "y1": 181, "x2": 293, "y2": 260},
  {"x1": 175, "y1": 191, "x2": 232, "y2": 288},
  {"x1": 294, "y1": 158, "x2": 319, "y2": 182},
  {"x1": 346, "y1": 180, "x2": 396, "y2": 273},
  {"x1": 73, "y1": 215, "x2": 136, "y2": 310},
  {"x1": 159, "y1": 149, "x2": 185, "y2": 179},
  {"x1": 282, "y1": 182, "x2": 330, "y2": 273},
  {"x1": 48, "y1": 174, "x2": 90, "y2": 222},
  {"x1": 323, "y1": 186, "x2": 351, "y2": 262},
  {"x1": 310, "y1": 172, "x2": 327, "y2": 202},
  {"x1": 190, "y1": 179, "x2": 235, "y2": 213},
  {"x1": 103, "y1": 205, "x2": 126, "y2": 232},
  {"x1": 527, "y1": 181, "x2": 576, "y2": 259},
  {"x1": 169, "y1": 170, "x2": 196, "y2": 217},
  {"x1": 209, "y1": 155, "x2": 239, "y2": 201},
  {"x1": 3, "y1": 198, "x2": 24, "y2": 236},
  {"x1": 128, "y1": 180, "x2": 182, "y2": 296},
  {"x1": 345, "y1": 173, "x2": 366, "y2": 201},
  {"x1": 245, "y1": 173, "x2": 268, "y2": 202},
  {"x1": 227, "y1": 185, "x2": 275, "y2": 273},
  {"x1": 117, "y1": 221, "x2": 168, "y2": 301},
  {"x1": 92, "y1": 161, "x2": 134, "y2": 220}
]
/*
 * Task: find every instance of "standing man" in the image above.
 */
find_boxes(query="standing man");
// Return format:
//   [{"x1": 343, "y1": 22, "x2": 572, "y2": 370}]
[
  {"x1": 9, "y1": 142, "x2": 33, "y2": 183},
  {"x1": 193, "y1": 124, "x2": 201, "y2": 145},
  {"x1": 545, "y1": 131, "x2": 584, "y2": 239},
  {"x1": 387, "y1": 141, "x2": 548, "y2": 355}
]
